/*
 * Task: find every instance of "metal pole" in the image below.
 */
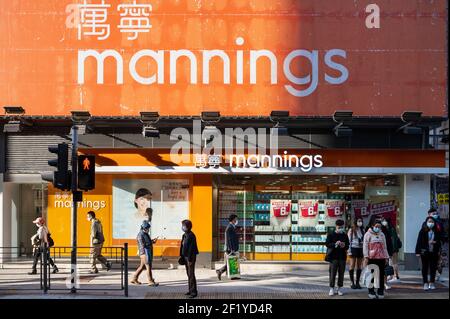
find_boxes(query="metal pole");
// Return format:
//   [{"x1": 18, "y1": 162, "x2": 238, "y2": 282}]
[
  {"x1": 124, "y1": 243, "x2": 128, "y2": 297},
  {"x1": 70, "y1": 125, "x2": 78, "y2": 293}
]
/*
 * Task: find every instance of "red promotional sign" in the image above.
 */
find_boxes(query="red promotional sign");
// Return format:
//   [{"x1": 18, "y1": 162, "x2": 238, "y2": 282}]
[
  {"x1": 298, "y1": 200, "x2": 319, "y2": 218},
  {"x1": 352, "y1": 200, "x2": 371, "y2": 219},
  {"x1": 271, "y1": 200, "x2": 291, "y2": 218},
  {"x1": 370, "y1": 200, "x2": 398, "y2": 226},
  {"x1": 325, "y1": 200, "x2": 345, "y2": 218}
]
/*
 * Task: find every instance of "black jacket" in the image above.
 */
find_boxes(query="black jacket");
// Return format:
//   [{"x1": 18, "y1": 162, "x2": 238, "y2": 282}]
[
  {"x1": 325, "y1": 232, "x2": 349, "y2": 261},
  {"x1": 382, "y1": 226, "x2": 394, "y2": 257},
  {"x1": 416, "y1": 228, "x2": 442, "y2": 255},
  {"x1": 225, "y1": 223, "x2": 239, "y2": 253},
  {"x1": 180, "y1": 231, "x2": 199, "y2": 261}
]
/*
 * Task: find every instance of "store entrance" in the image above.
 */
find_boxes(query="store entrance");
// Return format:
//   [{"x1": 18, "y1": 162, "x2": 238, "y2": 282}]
[{"x1": 214, "y1": 174, "x2": 401, "y2": 261}]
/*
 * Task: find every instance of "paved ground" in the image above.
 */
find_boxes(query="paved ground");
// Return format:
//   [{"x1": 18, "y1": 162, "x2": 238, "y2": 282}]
[{"x1": 0, "y1": 261, "x2": 448, "y2": 299}]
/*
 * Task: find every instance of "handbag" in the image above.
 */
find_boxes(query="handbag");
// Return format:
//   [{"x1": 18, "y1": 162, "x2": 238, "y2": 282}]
[
  {"x1": 178, "y1": 257, "x2": 186, "y2": 265},
  {"x1": 385, "y1": 265, "x2": 394, "y2": 276}
]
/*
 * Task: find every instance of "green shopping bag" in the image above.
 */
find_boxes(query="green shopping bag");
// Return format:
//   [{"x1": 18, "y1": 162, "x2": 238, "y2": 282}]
[{"x1": 226, "y1": 253, "x2": 241, "y2": 279}]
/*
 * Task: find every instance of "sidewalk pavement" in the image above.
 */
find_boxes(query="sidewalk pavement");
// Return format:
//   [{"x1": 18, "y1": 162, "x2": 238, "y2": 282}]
[{"x1": 0, "y1": 262, "x2": 448, "y2": 299}]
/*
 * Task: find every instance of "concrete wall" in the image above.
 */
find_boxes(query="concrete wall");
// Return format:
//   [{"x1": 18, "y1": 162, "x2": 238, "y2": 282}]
[{"x1": 402, "y1": 175, "x2": 431, "y2": 270}]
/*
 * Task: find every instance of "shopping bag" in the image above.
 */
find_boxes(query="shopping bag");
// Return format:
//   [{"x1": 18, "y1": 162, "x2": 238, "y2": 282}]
[
  {"x1": 360, "y1": 264, "x2": 381, "y2": 289},
  {"x1": 226, "y1": 253, "x2": 241, "y2": 279}
]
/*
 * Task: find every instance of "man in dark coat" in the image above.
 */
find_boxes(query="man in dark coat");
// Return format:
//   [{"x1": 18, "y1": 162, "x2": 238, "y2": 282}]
[
  {"x1": 180, "y1": 219, "x2": 199, "y2": 298},
  {"x1": 216, "y1": 214, "x2": 239, "y2": 280}
]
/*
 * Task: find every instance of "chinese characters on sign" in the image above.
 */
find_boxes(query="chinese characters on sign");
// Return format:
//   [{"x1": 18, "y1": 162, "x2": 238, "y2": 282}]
[
  {"x1": 194, "y1": 154, "x2": 222, "y2": 168},
  {"x1": 73, "y1": 0, "x2": 152, "y2": 41}
]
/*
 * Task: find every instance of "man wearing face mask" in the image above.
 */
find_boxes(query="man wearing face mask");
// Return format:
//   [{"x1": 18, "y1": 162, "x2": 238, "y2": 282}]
[
  {"x1": 88, "y1": 211, "x2": 112, "y2": 274},
  {"x1": 363, "y1": 220, "x2": 390, "y2": 299},
  {"x1": 216, "y1": 214, "x2": 240, "y2": 281},
  {"x1": 179, "y1": 220, "x2": 199, "y2": 298},
  {"x1": 325, "y1": 219, "x2": 349, "y2": 296}
]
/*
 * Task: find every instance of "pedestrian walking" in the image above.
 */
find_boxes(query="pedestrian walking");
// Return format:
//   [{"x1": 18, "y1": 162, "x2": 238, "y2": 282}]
[
  {"x1": 326, "y1": 219, "x2": 349, "y2": 296},
  {"x1": 423, "y1": 208, "x2": 447, "y2": 282},
  {"x1": 179, "y1": 219, "x2": 199, "y2": 298},
  {"x1": 416, "y1": 216, "x2": 442, "y2": 291},
  {"x1": 363, "y1": 219, "x2": 390, "y2": 299},
  {"x1": 347, "y1": 218, "x2": 365, "y2": 289},
  {"x1": 131, "y1": 220, "x2": 159, "y2": 286},
  {"x1": 87, "y1": 211, "x2": 111, "y2": 274},
  {"x1": 216, "y1": 214, "x2": 239, "y2": 280},
  {"x1": 28, "y1": 217, "x2": 59, "y2": 275},
  {"x1": 383, "y1": 218, "x2": 402, "y2": 283}
]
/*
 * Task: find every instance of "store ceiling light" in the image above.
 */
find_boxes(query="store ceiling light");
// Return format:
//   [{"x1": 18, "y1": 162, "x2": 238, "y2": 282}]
[
  {"x1": 140, "y1": 111, "x2": 160, "y2": 123},
  {"x1": 4, "y1": 106, "x2": 25, "y2": 115},
  {"x1": 398, "y1": 111, "x2": 423, "y2": 135},
  {"x1": 71, "y1": 110, "x2": 91, "y2": 123},
  {"x1": 332, "y1": 110, "x2": 353, "y2": 123},
  {"x1": 201, "y1": 111, "x2": 221, "y2": 123},
  {"x1": 142, "y1": 125, "x2": 160, "y2": 138}
]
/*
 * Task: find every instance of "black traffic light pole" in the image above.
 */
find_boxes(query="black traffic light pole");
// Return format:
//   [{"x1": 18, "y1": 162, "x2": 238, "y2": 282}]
[{"x1": 70, "y1": 125, "x2": 78, "y2": 293}]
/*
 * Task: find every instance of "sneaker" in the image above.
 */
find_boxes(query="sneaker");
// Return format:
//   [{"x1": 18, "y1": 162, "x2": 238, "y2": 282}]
[
  {"x1": 148, "y1": 281, "x2": 159, "y2": 287},
  {"x1": 377, "y1": 293, "x2": 385, "y2": 299},
  {"x1": 106, "y1": 262, "x2": 112, "y2": 271},
  {"x1": 368, "y1": 293, "x2": 377, "y2": 299},
  {"x1": 28, "y1": 270, "x2": 37, "y2": 275},
  {"x1": 388, "y1": 278, "x2": 400, "y2": 283},
  {"x1": 52, "y1": 266, "x2": 59, "y2": 274},
  {"x1": 350, "y1": 283, "x2": 357, "y2": 289},
  {"x1": 329, "y1": 288, "x2": 335, "y2": 296},
  {"x1": 337, "y1": 288, "x2": 344, "y2": 296},
  {"x1": 216, "y1": 270, "x2": 222, "y2": 281},
  {"x1": 423, "y1": 283, "x2": 429, "y2": 291},
  {"x1": 429, "y1": 283, "x2": 436, "y2": 290},
  {"x1": 90, "y1": 269, "x2": 99, "y2": 274},
  {"x1": 385, "y1": 284, "x2": 391, "y2": 290}
]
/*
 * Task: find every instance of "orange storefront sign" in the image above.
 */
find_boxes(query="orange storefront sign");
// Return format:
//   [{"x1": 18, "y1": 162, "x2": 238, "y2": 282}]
[{"x1": 0, "y1": 0, "x2": 447, "y2": 117}]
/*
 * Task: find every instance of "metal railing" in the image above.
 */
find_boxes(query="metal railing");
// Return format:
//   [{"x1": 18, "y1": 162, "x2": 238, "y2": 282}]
[{"x1": 0, "y1": 244, "x2": 128, "y2": 296}]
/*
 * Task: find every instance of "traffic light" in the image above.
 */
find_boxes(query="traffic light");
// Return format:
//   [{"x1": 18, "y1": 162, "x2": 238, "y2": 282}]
[
  {"x1": 78, "y1": 155, "x2": 95, "y2": 191},
  {"x1": 41, "y1": 143, "x2": 70, "y2": 190}
]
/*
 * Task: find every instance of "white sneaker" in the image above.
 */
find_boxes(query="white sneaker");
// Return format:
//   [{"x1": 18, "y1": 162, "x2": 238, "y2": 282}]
[
  {"x1": 377, "y1": 294, "x2": 385, "y2": 299},
  {"x1": 329, "y1": 288, "x2": 335, "y2": 296},
  {"x1": 429, "y1": 283, "x2": 436, "y2": 290},
  {"x1": 424, "y1": 283, "x2": 429, "y2": 291},
  {"x1": 337, "y1": 288, "x2": 344, "y2": 296},
  {"x1": 385, "y1": 284, "x2": 391, "y2": 290},
  {"x1": 388, "y1": 278, "x2": 400, "y2": 283},
  {"x1": 368, "y1": 293, "x2": 377, "y2": 299}
]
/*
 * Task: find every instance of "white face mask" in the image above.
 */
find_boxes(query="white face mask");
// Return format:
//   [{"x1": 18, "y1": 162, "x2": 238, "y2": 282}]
[
  {"x1": 234, "y1": 220, "x2": 239, "y2": 226},
  {"x1": 357, "y1": 221, "x2": 363, "y2": 227},
  {"x1": 182, "y1": 226, "x2": 187, "y2": 232},
  {"x1": 382, "y1": 220, "x2": 388, "y2": 226}
]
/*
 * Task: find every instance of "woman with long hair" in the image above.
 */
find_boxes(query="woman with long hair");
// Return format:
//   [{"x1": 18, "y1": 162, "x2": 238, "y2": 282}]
[{"x1": 347, "y1": 218, "x2": 365, "y2": 289}]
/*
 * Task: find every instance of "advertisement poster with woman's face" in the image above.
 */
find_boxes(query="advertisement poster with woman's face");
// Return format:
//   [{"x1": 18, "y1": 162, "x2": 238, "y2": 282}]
[{"x1": 112, "y1": 179, "x2": 189, "y2": 240}]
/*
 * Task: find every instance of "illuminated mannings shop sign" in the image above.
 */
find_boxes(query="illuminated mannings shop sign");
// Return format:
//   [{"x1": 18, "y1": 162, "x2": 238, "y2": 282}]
[{"x1": 194, "y1": 152, "x2": 324, "y2": 172}]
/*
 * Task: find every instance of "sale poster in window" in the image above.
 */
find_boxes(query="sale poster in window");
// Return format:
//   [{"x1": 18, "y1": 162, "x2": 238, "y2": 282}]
[
  {"x1": 270, "y1": 200, "x2": 292, "y2": 229},
  {"x1": 298, "y1": 200, "x2": 319, "y2": 218},
  {"x1": 325, "y1": 200, "x2": 345, "y2": 218}
]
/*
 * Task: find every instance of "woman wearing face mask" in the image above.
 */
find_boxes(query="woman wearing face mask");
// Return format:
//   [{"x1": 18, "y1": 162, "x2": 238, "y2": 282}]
[
  {"x1": 383, "y1": 218, "x2": 402, "y2": 283},
  {"x1": 180, "y1": 219, "x2": 199, "y2": 298},
  {"x1": 416, "y1": 217, "x2": 442, "y2": 291},
  {"x1": 325, "y1": 219, "x2": 350, "y2": 296},
  {"x1": 347, "y1": 218, "x2": 365, "y2": 289},
  {"x1": 363, "y1": 220, "x2": 390, "y2": 299},
  {"x1": 131, "y1": 220, "x2": 159, "y2": 286}
]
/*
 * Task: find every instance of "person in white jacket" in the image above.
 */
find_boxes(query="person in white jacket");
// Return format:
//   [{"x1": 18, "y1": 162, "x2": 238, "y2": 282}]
[
  {"x1": 363, "y1": 219, "x2": 389, "y2": 299},
  {"x1": 29, "y1": 217, "x2": 58, "y2": 275}
]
